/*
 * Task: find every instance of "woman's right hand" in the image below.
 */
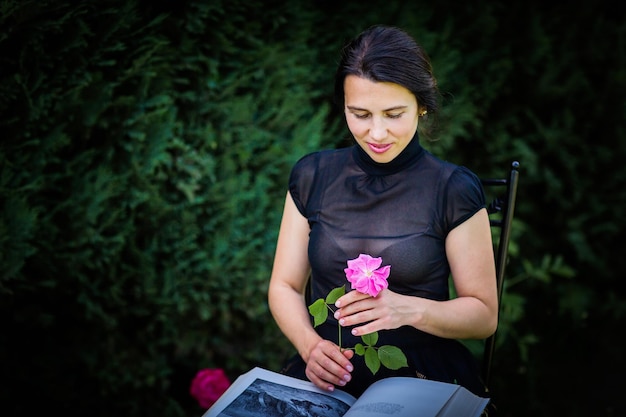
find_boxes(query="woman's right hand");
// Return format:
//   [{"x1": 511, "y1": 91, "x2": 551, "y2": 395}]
[{"x1": 304, "y1": 339, "x2": 354, "y2": 391}]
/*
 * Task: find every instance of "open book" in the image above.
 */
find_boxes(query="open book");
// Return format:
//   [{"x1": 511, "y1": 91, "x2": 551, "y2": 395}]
[{"x1": 202, "y1": 367, "x2": 489, "y2": 417}]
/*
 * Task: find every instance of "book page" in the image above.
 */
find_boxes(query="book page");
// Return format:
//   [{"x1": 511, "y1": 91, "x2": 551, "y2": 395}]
[
  {"x1": 342, "y1": 377, "x2": 489, "y2": 417},
  {"x1": 438, "y1": 386, "x2": 491, "y2": 417},
  {"x1": 203, "y1": 367, "x2": 357, "y2": 417}
]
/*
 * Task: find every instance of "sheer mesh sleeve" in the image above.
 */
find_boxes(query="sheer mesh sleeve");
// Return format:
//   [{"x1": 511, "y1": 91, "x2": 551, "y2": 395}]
[
  {"x1": 443, "y1": 166, "x2": 486, "y2": 232},
  {"x1": 288, "y1": 152, "x2": 320, "y2": 217}
]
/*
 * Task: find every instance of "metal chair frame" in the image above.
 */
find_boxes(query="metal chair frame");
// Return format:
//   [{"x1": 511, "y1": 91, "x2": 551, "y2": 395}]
[{"x1": 480, "y1": 160, "x2": 520, "y2": 388}]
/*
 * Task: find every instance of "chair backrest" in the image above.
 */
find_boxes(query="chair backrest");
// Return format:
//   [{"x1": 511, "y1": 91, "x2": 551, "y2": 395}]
[{"x1": 480, "y1": 160, "x2": 520, "y2": 388}]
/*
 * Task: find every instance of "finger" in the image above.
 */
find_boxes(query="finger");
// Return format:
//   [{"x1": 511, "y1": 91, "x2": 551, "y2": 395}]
[
  {"x1": 318, "y1": 349, "x2": 353, "y2": 386},
  {"x1": 351, "y1": 321, "x2": 377, "y2": 336},
  {"x1": 326, "y1": 349, "x2": 354, "y2": 385},
  {"x1": 306, "y1": 342, "x2": 353, "y2": 387},
  {"x1": 335, "y1": 290, "x2": 370, "y2": 308},
  {"x1": 306, "y1": 364, "x2": 336, "y2": 391},
  {"x1": 307, "y1": 357, "x2": 350, "y2": 391},
  {"x1": 328, "y1": 347, "x2": 354, "y2": 372},
  {"x1": 336, "y1": 306, "x2": 374, "y2": 328},
  {"x1": 334, "y1": 297, "x2": 371, "y2": 322}
]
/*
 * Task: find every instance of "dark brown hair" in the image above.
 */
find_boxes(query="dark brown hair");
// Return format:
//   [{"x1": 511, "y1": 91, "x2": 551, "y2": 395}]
[{"x1": 334, "y1": 25, "x2": 439, "y2": 117}]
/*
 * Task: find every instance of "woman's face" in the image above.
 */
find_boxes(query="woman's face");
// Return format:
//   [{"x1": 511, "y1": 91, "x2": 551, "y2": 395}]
[{"x1": 344, "y1": 75, "x2": 420, "y2": 164}]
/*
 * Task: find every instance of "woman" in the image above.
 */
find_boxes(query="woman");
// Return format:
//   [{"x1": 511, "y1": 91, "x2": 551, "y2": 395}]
[{"x1": 268, "y1": 25, "x2": 498, "y2": 403}]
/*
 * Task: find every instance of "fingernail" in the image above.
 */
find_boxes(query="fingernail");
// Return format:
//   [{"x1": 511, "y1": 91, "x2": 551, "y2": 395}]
[
  {"x1": 338, "y1": 380, "x2": 346, "y2": 386},
  {"x1": 351, "y1": 328, "x2": 358, "y2": 336},
  {"x1": 333, "y1": 311, "x2": 340, "y2": 319},
  {"x1": 347, "y1": 365, "x2": 353, "y2": 372},
  {"x1": 335, "y1": 300, "x2": 341, "y2": 308},
  {"x1": 344, "y1": 374, "x2": 351, "y2": 381},
  {"x1": 339, "y1": 319, "x2": 345, "y2": 326}
]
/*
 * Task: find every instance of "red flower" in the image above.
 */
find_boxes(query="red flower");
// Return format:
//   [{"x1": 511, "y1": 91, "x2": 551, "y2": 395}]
[{"x1": 189, "y1": 368, "x2": 231, "y2": 409}]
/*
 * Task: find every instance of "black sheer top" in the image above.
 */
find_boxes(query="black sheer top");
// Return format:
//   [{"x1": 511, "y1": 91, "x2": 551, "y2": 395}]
[
  {"x1": 285, "y1": 135, "x2": 490, "y2": 397},
  {"x1": 289, "y1": 135, "x2": 485, "y2": 303}
]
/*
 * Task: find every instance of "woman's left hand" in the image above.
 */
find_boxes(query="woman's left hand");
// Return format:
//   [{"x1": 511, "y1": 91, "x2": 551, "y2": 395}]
[{"x1": 333, "y1": 289, "x2": 414, "y2": 336}]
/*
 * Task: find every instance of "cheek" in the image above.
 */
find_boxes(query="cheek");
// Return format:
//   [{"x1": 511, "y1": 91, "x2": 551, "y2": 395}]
[
  {"x1": 345, "y1": 118, "x2": 366, "y2": 137},
  {"x1": 394, "y1": 118, "x2": 418, "y2": 137}
]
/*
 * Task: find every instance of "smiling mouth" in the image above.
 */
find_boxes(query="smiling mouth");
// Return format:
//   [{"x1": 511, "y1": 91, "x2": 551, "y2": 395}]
[{"x1": 368, "y1": 143, "x2": 392, "y2": 154}]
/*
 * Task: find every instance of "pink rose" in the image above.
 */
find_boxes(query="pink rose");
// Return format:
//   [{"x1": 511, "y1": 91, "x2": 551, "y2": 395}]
[
  {"x1": 344, "y1": 253, "x2": 391, "y2": 297},
  {"x1": 189, "y1": 368, "x2": 231, "y2": 409}
]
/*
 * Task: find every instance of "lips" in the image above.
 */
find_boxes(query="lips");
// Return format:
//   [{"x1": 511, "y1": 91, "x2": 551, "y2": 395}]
[{"x1": 367, "y1": 142, "x2": 392, "y2": 154}]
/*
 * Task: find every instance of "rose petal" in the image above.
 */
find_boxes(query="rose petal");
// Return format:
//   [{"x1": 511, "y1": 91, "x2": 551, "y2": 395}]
[
  {"x1": 361, "y1": 254, "x2": 383, "y2": 271},
  {"x1": 344, "y1": 254, "x2": 391, "y2": 297}
]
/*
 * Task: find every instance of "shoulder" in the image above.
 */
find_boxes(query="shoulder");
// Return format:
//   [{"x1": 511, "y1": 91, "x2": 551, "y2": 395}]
[
  {"x1": 420, "y1": 152, "x2": 485, "y2": 231},
  {"x1": 293, "y1": 147, "x2": 352, "y2": 169},
  {"x1": 289, "y1": 147, "x2": 353, "y2": 213},
  {"x1": 290, "y1": 147, "x2": 352, "y2": 179},
  {"x1": 421, "y1": 151, "x2": 481, "y2": 190},
  {"x1": 447, "y1": 165, "x2": 483, "y2": 198}
]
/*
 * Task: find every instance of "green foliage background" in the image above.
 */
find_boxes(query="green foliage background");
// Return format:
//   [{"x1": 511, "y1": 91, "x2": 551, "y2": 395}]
[{"x1": 1, "y1": 1, "x2": 624, "y2": 416}]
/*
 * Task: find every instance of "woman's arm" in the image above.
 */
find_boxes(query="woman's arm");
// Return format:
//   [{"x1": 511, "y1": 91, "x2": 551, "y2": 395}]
[
  {"x1": 268, "y1": 191, "x2": 354, "y2": 391},
  {"x1": 334, "y1": 208, "x2": 498, "y2": 340},
  {"x1": 268, "y1": 191, "x2": 318, "y2": 360}
]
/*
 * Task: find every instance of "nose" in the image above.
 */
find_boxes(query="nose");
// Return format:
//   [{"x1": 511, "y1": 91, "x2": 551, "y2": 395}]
[{"x1": 369, "y1": 117, "x2": 388, "y2": 141}]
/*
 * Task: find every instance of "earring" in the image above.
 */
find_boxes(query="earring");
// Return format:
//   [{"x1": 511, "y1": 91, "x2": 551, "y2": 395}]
[{"x1": 419, "y1": 109, "x2": 428, "y2": 117}]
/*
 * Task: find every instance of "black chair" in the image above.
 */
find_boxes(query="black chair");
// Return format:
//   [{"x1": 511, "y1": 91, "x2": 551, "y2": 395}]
[{"x1": 480, "y1": 161, "x2": 520, "y2": 388}]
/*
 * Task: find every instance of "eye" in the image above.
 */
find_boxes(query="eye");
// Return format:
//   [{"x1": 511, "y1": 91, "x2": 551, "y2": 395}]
[
  {"x1": 353, "y1": 113, "x2": 370, "y2": 119},
  {"x1": 386, "y1": 112, "x2": 403, "y2": 119}
]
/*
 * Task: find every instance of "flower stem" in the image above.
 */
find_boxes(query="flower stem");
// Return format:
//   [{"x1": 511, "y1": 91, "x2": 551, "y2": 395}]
[
  {"x1": 326, "y1": 304, "x2": 343, "y2": 350},
  {"x1": 338, "y1": 323, "x2": 342, "y2": 351}
]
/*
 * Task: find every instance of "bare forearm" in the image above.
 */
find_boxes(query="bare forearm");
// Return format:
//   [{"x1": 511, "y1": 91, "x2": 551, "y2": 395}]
[
  {"x1": 337, "y1": 289, "x2": 497, "y2": 341},
  {"x1": 268, "y1": 281, "x2": 321, "y2": 362},
  {"x1": 405, "y1": 295, "x2": 497, "y2": 340}
]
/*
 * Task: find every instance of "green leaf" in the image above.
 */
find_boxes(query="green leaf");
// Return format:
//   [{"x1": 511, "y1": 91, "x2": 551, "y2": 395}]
[
  {"x1": 354, "y1": 343, "x2": 365, "y2": 355},
  {"x1": 308, "y1": 298, "x2": 328, "y2": 327},
  {"x1": 326, "y1": 285, "x2": 345, "y2": 304},
  {"x1": 364, "y1": 347, "x2": 380, "y2": 375},
  {"x1": 361, "y1": 331, "x2": 379, "y2": 346},
  {"x1": 378, "y1": 345, "x2": 408, "y2": 370}
]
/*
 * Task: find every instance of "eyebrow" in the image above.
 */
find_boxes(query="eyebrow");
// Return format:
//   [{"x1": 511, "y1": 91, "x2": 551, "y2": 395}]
[{"x1": 346, "y1": 105, "x2": 408, "y2": 112}]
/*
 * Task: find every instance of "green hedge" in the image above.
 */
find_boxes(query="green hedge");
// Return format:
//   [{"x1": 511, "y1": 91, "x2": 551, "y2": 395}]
[
  {"x1": 1, "y1": 1, "x2": 624, "y2": 416},
  {"x1": 0, "y1": 1, "x2": 331, "y2": 414}
]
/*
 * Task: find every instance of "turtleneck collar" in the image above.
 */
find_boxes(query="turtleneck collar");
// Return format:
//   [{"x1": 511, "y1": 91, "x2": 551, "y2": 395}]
[{"x1": 352, "y1": 132, "x2": 424, "y2": 176}]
